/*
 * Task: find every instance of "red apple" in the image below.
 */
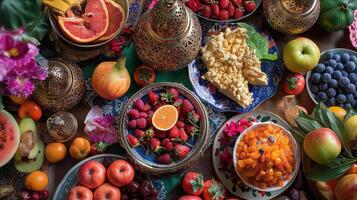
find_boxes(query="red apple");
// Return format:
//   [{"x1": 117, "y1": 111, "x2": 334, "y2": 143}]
[
  {"x1": 93, "y1": 183, "x2": 121, "y2": 200},
  {"x1": 335, "y1": 174, "x2": 357, "y2": 200},
  {"x1": 107, "y1": 159, "x2": 135, "y2": 187},
  {"x1": 303, "y1": 128, "x2": 341, "y2": 164},
  {"x1": 68, "y1": 186, "x2": 93, "y2": 200},
  {"x1": 78, "y1": 160, "x2": 106, "y2": 189}
]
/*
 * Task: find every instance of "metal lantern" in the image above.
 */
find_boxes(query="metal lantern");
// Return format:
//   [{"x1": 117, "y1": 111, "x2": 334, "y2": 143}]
[{"x1": 133, "y1": 0, "x2": 202, "y2": 71}]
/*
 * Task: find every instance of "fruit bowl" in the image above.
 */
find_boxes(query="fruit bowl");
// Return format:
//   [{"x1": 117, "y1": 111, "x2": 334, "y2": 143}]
[
  {"x1": 119, "y1": 82, "x2": 210, "y2": 174},
  {"x1": 232, "y1": 122, "x2": 300, "y2": 192},
  {"x1": 306, "y1": 48, "x2": 357, "y2": 108},
  {"x1": 188, "y1": 0, "x2": 262, "y2": 23},
  {"x1": 48, "y1": 0, "x2": 129, "y2": 49}
]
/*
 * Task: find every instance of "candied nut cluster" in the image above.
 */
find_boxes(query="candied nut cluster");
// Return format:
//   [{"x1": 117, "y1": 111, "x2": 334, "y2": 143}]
[{"x1": 201, "y1": 27, "x2": 268, "y2": 108}]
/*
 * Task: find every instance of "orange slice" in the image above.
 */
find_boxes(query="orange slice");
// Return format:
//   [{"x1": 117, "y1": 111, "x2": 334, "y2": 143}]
[{"x1": 152, "y1": 105, "x2": 178, "y2": 131}]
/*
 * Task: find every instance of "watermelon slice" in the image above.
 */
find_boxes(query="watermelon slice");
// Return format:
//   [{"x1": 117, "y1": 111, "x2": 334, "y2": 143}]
[{"x1": 0, "y1": 109, "x2": 20, "y2": 167}]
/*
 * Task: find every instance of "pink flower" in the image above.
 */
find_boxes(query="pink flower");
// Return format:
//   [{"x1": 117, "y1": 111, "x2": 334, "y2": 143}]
[
  {"x1": 349, "y1": 10, "x2": 357, "y2": 50},
  {"x1": 148, "y1": 0, "x2": 159, "y2": 9},
  {"x1": 219, "y1": 148, "x2": 232, "y2": 165},
  {"x1": 84, "y1": 106, "x2": 118, "y2": 144},
  {"x1": 224, "y1": 121, "x2": 240, "y2": 137}
]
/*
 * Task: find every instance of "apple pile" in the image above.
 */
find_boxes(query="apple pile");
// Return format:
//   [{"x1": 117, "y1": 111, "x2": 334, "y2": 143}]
[
  {"x1": 68, "y1": 159, "x2": 158, "y2": 200},
  {"x1": 126, "y1": 87, "x2": 201, "y2": 164},
  {"x1": 186, "y1": 0, "x2": 256, "y2": 21}
]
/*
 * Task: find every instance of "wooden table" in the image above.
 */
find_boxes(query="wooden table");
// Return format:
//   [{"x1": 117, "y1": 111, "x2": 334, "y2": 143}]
[{"x1": 53, "y1": 10, "x2": 355, "y2": 199}]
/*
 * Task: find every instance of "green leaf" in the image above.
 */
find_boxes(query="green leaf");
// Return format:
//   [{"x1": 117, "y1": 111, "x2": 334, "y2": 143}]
[
  {"x1": 0, "y1": 95, "x2": 3, "y2": 111},
  {"x1": 295, "y1": 111, "x2": 323, "y2": 132},
  {"x1": 289, "y1": 126, "x2": 306, "y2": 143},
  {"x1": 261, "y1": 116, "x2": 271, "y2": 122},
  {"x1": 238, "y1": 23, "x2": 278, "y2": 61},
  {"x1": 307, "y1": 157, "x2": 357, "y2": 181},
  {"x1": 345, "y1": 108, "x2": 357, "y2": 121}
]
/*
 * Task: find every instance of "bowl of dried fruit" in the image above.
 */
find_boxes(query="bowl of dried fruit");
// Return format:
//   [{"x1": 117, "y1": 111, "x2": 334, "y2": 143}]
[
  {"x1": 119, "y1": 82, "x2": 210, "y2": 174},
  {"x1": 233, "y1": 122, "x2": 300, "y2": 192}
]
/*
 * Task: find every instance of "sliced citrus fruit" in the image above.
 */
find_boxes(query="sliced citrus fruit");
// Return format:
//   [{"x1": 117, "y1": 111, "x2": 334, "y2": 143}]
[
  {"x1": 97, "y1": 0, "x2": 125, "y2": 41},
  {"x1": 57, "y1": 0, "x2": 109, "y2": 43},
  {"x1": 152, "y1": 105, "x2": 178, "y2": 131},
  {"x1": 328, "y1": 106, "x2": 346, "y2": 121}
]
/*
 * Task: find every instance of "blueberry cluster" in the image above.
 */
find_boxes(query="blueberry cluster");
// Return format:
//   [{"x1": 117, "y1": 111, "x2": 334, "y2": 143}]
[{"x1": 310, "y1": 52, "x2": 357, "y2": 109}]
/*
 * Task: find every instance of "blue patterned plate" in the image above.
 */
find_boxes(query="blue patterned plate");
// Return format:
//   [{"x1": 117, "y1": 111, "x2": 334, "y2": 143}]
[{"x1": 188, "y1": 23, "x2": 283, "y2": 113}]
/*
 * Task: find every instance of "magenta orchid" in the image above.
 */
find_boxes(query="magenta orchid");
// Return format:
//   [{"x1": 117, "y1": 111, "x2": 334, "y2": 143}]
[
  {"x1": 84, "y1": 106, "x2": 118, "y2": 144},
  {"x1": 349, "y1": 10, "x2": 357, "y2": 50},
  {"x1": 0, "y1": 30, "x2": 48, "y2": 97}
]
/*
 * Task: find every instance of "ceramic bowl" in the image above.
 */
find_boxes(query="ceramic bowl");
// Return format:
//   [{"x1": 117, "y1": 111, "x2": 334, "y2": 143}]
[
  {"x1": 195, "y1": 0, "x2": 262, "y2": 23},
  {"x1": 306, "y1": 48, "x2": 357, "y2": 105},
  {"x1": 119, "y1": 82, "x2": 210, "y2": 174},
  {"x1": 48, "y1": 0, "x2": 129, "y2": 49},
  {"x1": 232, "y1": 122, "x2": 300, "y2": 192}
]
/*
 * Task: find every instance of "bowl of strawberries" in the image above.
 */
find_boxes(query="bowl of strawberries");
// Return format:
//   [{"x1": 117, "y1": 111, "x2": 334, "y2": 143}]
[
  {"x1": 186, "y1": 0, "x2": 261, "y2": 22},
  {"x1": 119, "y1": 82, "x2": 210, "y2": 174}
]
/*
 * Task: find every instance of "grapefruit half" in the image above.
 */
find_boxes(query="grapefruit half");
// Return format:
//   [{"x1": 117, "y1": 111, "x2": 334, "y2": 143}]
[
  {"x1": 57, "y1": 0, "x2": 109, "y2": 43},
  {"x1": 97, "y1": 0, "x2": 125, "y2": 41}
]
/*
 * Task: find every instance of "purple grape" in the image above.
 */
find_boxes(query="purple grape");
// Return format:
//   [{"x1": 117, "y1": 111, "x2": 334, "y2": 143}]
[
  {"x1": 127, "y1": 181, "x2": 140, "y2": 193},
  {"x1": 289, "y1": 188, "x2": 300, "y2": 200}
]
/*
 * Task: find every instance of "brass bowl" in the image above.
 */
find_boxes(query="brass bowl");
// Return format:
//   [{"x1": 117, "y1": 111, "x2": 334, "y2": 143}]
[{"x1": 48, "y1": 0, "x2": 129, "y2": 49}]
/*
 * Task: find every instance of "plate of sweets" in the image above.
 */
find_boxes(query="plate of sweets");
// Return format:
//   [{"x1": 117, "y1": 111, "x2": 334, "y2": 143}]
[
  {"x1": 212, "y1": 111, "x2": 301, "y2": 199},
  {"x1": 188, "y1": 22, "x2": 283, "y2": 113}
]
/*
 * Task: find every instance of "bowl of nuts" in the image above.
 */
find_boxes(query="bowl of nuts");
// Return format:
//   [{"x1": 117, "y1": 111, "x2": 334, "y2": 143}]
[{"x1": 233, "y1": 122, "x2": 300, "y2": 192}]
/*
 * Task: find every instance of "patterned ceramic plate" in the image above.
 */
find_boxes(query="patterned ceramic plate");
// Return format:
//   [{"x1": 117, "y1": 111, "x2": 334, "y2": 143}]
[
  {"x1": 212, "y1": 111, "x2": 299, "y2": 200},
  {"x1": 52, "y1": 154, "x2": 165, "y2": 200},
  {"x1": 188, "y1": 23, "x2": 283, "y2": 113}
]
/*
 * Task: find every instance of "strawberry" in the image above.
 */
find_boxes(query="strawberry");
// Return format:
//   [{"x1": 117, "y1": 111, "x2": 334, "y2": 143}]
[
  {"x1": 243, "y1": 0, "x2": 256, "y2": 12},
  {"x1": 231, "y1": 0, "x2": 242, "y2": 6},
  {"x1": 174, "y1": 144, "x2": 190, "y2": 159},
  {"x1": 185, "y1": 125, "x2": 199, "y2": 137},
  {"x1": 176, "y1": 121, "x2": 185, "y2": 128},
  {"x1": 128, "y1": 119, "x2": 137, "y2": 129},
  {"x1": 154, "y1": 130, "x2": 167, "y2": 139},
  {"x1": 227, "y1": 2, "x2": 235, "y2": 17},
  {"x1": 149, "y1": 138, "x2": 161, "y2": 152},
  {"x1": 134, "y1": 129, "x2": 145, "y2": 138},
  {"x1": 168, "y1": 88, "x2": 179, "y2": 101},
  {"x1": 181, "y1": 99, "x2": 194, "y2": 115},
  {"x1": 136, "y1": 118, "x2": 147, "y2": 129},
  {"x1": 128, "y1": 108, "x2": 140, "y2": 119},
  {"x1": 186, "y1": 0, "x2": 202, "y2": 12},
  {"x1": 179, "y1": 128, "x2": 189, "y2": 141},
  {"x1": 169, "y1": 126, "x2": 180, "y2": 138},
  {"x1": 148, "y1": 91, "x2": 159, "y2": 105},
  {"x1": 145, "y1": 128, "x2": 155, "y2": 138},
  {"x1": 128, "y1": 134, "x2": 140, "y2": 147},
  {"x1": 218, "y1": 9, "x2": 229, "y2": 20},
  {"x1": 210, "y1": 4, "x2": 220, "y2": 17},
  {"x1": 156, "y1": 153, "x2": 172, "y2": 164},
  {"x1": 200, "y1": 5, "x2": 212, "y2": 18},
  {"x1": 147, "y1": 110, "x2": 154, "y2": 117},
  {"x1": 142, "y1": 104, "x2": 151, "y2": 112},
  {"x1": 161, "y1": 138, "x2": 174, "y2": 151},
  {"x1": 233, "y1": 6, "x2": 244, "y2": 19},
  {"x1": 187, "y1": 111, "x2": 200, "y2": 125},
  {"x1": 218, "y1": 0, "x2": 229, "y2": 9},
  {"x1": 134, "y1": 99, "x2": 145, "y2": 111}
]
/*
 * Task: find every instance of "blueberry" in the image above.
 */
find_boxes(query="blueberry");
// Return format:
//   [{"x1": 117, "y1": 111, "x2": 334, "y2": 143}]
[
  {"x1": 332, "y1": 71, "x2": 343, "y2": 80},
  {"x1": 311, "y1": 73, "x2": 321, "y2": 83},
  {"x1": 333, "y1": 54, "x2": 341, "y2": 62},
  {"x1": 342, "y1": 70, "x2": 349, "y2": 77},
  {"x1": 326, "y1": 52, "x2": 334, "y2": 59},
  {"x1": 338, "y1": 103, "x2": 345, "y2": 108},
  {"x1": 347, "y1": 94, "x2": 355, "y2": 102},
  {"x1": 310, "y1": 84, "x2": 319, "y2": 93},
  {"x1": 338, "y1": 88, "x2": 345, "y2": 94},
  {"x1": 352, "y1": 99, "x2": 357, "y2": 107},
  {"x1": 351, "y1": 55, "x2": 357, "y2": 63},
  {"x1": 341, "y1": 53, "x2": 350, "y2": 64},
  {"x1": 349, "y1": 73, "x2": 357, "y2": 82},
  {"x1": 339, "y1": 77, "x2": 351, "y2": 88},
  {"x1": 346, "y1": 84, "x2": 356, "y2": 94},
  {"x1": 324, "y1": 66, "x2": 334, "y2": 74},
  {"x1": 319, "y1": 83, "x2": 328, "y2": 91},
  {"x1": 327, "y1": 59, "x2": 338, "y2": 68},
  {"x1": 321, "y1": 73, "x2": 332, "y2": 82},
  {"x1": 326, "y1": 88, "x2": 337, "y2": 97},
  {"x1": 336, "y1": 63, "x2": 344, "y2": 70},
  {"x1": 318, "y1": 91, "x2": 328, "y2": 101},
  {"x1": 345, "y1": 61, "x2": 356, "y2": 72},
  {"x1": 327, "y1": 97, "x2": 336, "y2": 106},
  {"x1": 315, "y1": 63, "x2": 325, "y2": 73},
  {"x1": 354, "y1": 91, "x2": 357, "y2": 98},
  {"x1": 328, "y1": 79, "x2": 338, "y2": 88},
  {"x1": 345, "y1": 103, "x2": 352, "y2": 109},
  {"x1": 337, "y1": 94, "x2": 347, "y2": 103}
]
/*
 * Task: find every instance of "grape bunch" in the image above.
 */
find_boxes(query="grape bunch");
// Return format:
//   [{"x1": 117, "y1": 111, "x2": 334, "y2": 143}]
[{"x1": 121, "y1": 174, "x2": 158, "y2": 200}]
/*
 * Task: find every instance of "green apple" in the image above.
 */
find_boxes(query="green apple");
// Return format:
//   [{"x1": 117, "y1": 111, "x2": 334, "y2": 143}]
[{"x1": 283, "y1": 37, "x2": 320, "y2": 73}]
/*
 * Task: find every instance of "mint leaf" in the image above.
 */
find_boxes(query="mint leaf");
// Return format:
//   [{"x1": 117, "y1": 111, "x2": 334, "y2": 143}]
[
  {"x1": 295, "y1": 111, "x2": 323, "y2": 132},
  {"x1": 345, "y1": 108, "x2": 357, "y2": 121}
]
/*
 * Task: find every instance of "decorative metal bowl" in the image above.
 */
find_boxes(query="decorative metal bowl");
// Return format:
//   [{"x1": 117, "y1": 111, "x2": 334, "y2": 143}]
[
  {"x1": 119, "y1": 82, "x2": 210, "y2": 174},
  {"x1": 233, "y1": 122, "x2": 301, "y2": 192},
  {"x1": 32, "y1": 57, "x2": 85, "y2": 112},
  {"x1": 195, "y1": 0, "x2": 262, "y2": 23},
  {"x1": 48, "y1": 0, "x2": 129, "y2": 49}
]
